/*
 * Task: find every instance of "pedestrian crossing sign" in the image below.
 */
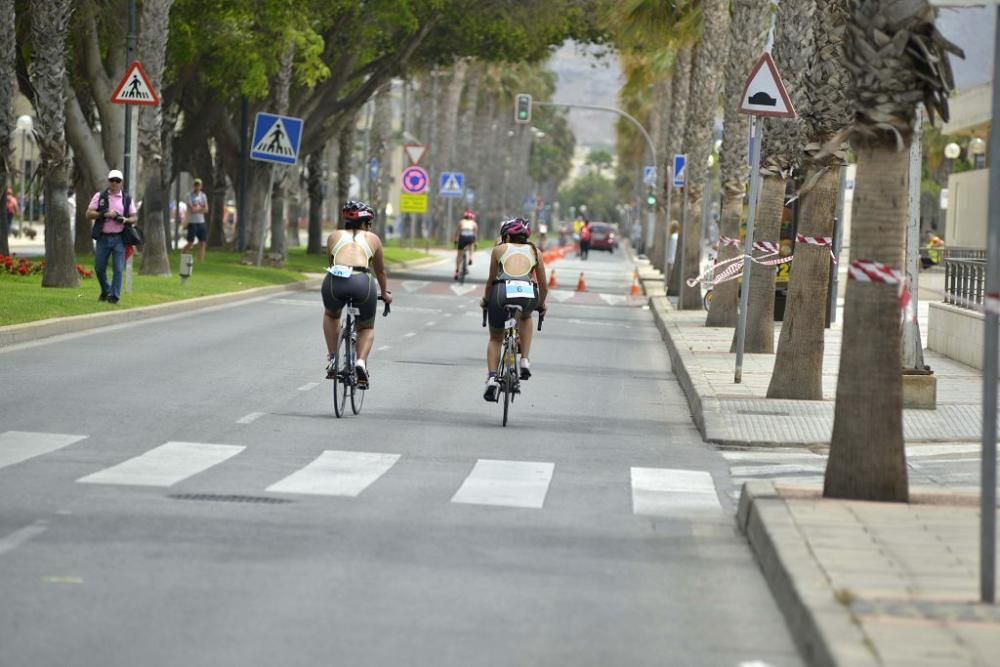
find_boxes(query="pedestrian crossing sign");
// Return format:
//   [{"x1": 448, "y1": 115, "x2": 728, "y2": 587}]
[
  {"x1": 251, "y1": 112, "x2": 304, "y2": 165},
  {"x1": 110, "y1": 61, "x2": 160, "y2": 107},
  {"x1": 439, "y1": 172, "x2": 464, "y2": 198}
]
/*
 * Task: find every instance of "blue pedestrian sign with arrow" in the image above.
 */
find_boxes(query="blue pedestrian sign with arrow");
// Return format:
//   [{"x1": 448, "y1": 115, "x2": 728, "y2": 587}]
[
  {"x1": 672, "y1": 154, "x2": 687, "y2": 187},
  {"x1": 251, "y1": 112, "x2": 304, "y2": 165},
  {"x1": 643, "y1": 165, "x2": 656, "y2": 186},
  {"x1": 439, "y1": 172, "x2": 464, "y2": 198}
]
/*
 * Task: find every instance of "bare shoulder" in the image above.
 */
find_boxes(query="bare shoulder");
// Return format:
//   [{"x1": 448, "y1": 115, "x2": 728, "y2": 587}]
[{"x1": 365, "y1": 230, "x2": 383, "y2": 250}]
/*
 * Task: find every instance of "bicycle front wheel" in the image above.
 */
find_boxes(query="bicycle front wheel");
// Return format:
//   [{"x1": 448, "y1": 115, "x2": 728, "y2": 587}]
[
  {"x1": 501, "y1": 372, "x2": 511, "y2": 427},
  {"x1": 333, "y1": 330, "x2": 350, "y2": 418}
]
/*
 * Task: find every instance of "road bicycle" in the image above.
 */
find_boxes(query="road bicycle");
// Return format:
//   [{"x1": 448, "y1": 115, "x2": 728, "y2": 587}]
[
  {"x1": 457, "y1": 244, "x2": 471, "y2": 285},
  {"x1": 331, "y1": 295, "x2": 390, "y2": 418},
  {"x1": 483, "y1": 303, "x2": 544, "y2": 427}
]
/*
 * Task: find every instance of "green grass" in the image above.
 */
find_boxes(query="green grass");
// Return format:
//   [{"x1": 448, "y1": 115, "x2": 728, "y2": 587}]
[{"x1": 1, "y1": 246, "x2": 435, "y2": 327}]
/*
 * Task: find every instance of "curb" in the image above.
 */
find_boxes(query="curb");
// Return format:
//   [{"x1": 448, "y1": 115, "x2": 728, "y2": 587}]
[
  {"x1": 1, "y1": 255, "x2": 441, "y2": 348},
  {"x1": 737, "y1": 481, "x2": 880, "y2": 667}
]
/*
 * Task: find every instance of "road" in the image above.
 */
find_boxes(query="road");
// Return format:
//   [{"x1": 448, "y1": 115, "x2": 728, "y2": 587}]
[{"x1": 0, "y1": 246, "x2": 803, "y2": 667}]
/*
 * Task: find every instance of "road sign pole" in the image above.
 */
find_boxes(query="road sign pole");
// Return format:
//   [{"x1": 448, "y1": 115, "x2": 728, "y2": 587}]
[
  {"x1": 735, "y1": 115, "x2": 764, "y2": 383},
  {"x1": 679, "y1": 187, "x2": 689, "y2": 298},
  {"x1": 122, "y1": 0, "x2": 136, "y2": 196},
  {"x1": 256, "y1": 167, "x2": 275, "y2": 267},
  {"x1": 447, "y1": 198, "x2": 453, "y2": 242},
  {"x1": 663, "y1": 166, "x2": 673, "y2": 275},
  {"x1": 980, "y1": 4, "x2": 1000, "y2": 605}
]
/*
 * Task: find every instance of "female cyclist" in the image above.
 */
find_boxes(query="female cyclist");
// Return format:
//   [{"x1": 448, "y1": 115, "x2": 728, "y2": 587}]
[
  {"x1": 480, "y1": 218, "x2": 548, "y2": 402},
  {"x1": 322, "y1": 200, "x2": 392, "y2": 387}
]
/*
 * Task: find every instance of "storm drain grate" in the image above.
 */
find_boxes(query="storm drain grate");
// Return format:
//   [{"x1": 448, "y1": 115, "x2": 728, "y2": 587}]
[{"x1": 168, "y1": 493, "x2": 293, "y2": 505}]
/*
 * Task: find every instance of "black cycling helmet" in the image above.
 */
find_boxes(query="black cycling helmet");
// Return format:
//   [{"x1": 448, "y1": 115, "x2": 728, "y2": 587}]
[
  {"x1": 342, "y1": 200, "x2": 375, "y2": 228},
  {"x1": 499, "y1": 217, "x2": 530, "y2": 240}
]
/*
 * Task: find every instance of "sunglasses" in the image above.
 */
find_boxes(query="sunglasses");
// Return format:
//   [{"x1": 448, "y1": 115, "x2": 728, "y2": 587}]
[{"x1": 109, "y1": 178, "x2": 122, "y2": 183}]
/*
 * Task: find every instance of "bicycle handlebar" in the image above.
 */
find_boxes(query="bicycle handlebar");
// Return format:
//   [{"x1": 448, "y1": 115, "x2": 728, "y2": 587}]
[
  {"x1": 482, "y1": 308, "x2": 488, "y2": 328},
  {"x1": 379, "y1": 294, "x2": 391, "y2": 317},
  {"x1": 537, "y1": 311, "x2": 545, "y2": 331}
]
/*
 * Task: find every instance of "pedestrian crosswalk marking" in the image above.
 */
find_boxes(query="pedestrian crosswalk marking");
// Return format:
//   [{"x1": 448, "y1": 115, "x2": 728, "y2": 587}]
[
  {"x1": 77, "y1": 442, "x2": 245, "y2": 487},
  {"x1": 0, "y1": 431, "x2": 88, "y2": 471},
  {"x1": 630, "y1": 467, "x2": 722, "y2": 516},
  {"x1": 266, "y1": 450, "x2": 400, "y2": 497},
  {"x1": 451, "y1": 459, "x2": 554, "y2": 509},
  {"x1": 450, "y1": 284, "x2": 477, "y2": 296},
  {"x1": 548, "y1": 289, "x2": 575, "y2": 303},
  {"x1": 401, "y1": 280, "x2": 431, "y2": 293},
  {"x1": 599, "y1": 294, "x2": 627, "y2": 306}
]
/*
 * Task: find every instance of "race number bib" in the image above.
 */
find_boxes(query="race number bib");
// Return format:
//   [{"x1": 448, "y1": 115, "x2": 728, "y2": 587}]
[
  {"x1": 505, "y1": 280, "x2": 533, "y2": 299},
  {"x1": 327, "y1": 265, "x2": 353, "y2": 278}
]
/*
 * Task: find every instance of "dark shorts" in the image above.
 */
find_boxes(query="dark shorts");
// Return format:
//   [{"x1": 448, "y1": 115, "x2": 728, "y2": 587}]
[
  {"x1": 322, "y1": 271, "x2": 378, "y2": 328},
  {"x1": 487, "y1": 281, "x2": 538, "y2": 332},
  {"x1": 457, "y1": 234, "x2": 476, "y2": 250},
  {"x1": 186, "y1": 222, "x2": 207, "y2": 242}
]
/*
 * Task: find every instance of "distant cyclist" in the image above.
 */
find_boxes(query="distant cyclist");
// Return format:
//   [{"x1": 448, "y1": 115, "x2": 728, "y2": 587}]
[
  {"x1": 480, "y1": 218, "x2": 548, "y2": 401},
  {"x1": 322, "y1": 201, "x2": 392, "y2": 387},
  {"x1": 454, "y1": 209, "x2": 479, "y2": 280}
]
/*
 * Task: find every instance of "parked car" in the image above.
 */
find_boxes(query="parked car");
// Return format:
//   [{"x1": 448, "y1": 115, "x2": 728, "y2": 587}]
[{"x1": 588, "y1": 222, "x2": 618, "y2": 252}]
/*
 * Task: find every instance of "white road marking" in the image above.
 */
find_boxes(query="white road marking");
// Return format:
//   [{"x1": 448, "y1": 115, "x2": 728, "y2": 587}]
[
  {"x1": 451, "y1": 459, "x2": 555, "y2": 509},
  {"x1": 739, "y1": 661, "x2": 776, "y2": 667},
  {"x1": 298, "y1": 382, "x2": 321, "y2": 391},
  {"x1": 728, "y1": 464, "x2": 826, "y2": 477},
  {"x1": 907, "y1": 443, "x2": 983, "y2": 458},
  {"x1": 443, "y1": 312, "x2": 453, "y2": 318},
  {"x1": 631, "y1": 467, "x2": 722, "y2": 516},
  {"x1": 0, "y1": 521, "x2": 48, "y2": 557},
  {"x1": 404, "y1": 332, "x2": 417, "y2": 338},
  {"x1": 236, "y1": 412, "x2": 265, "y2": 424},
  {"x1": 77, "y1": 441, "x2": 245, "y2": 487},
  {"x1": 272, "y1": 298, "x2": 314, "y2": 307},
  {"x1": 450, "y1": 284, "x2": 478, "y2": 296},
  {"x1": 401, "y1": 280, "x2": 430, "y2": 293},
  {"x1": 425, "y1": 321, "x2": 436, "y2": 327},
  {"x1": 0, "y1": 431, "x2": 88, "y2": 471},
  {"x1": 720, "y1": 449, "x2": 821, "y2": 462},
  {"x1": 599, "y1": 293, "x2": 627, "y2": 306},
  {"x1": 548, "y1": 290, "x2": 575, "y2": 303},
  {"x1": 267, "y1": 450, "x2": 400, "y2": 497},
  {"x1": 377, "y1": 345, "x2": 391, "y2": 351}
]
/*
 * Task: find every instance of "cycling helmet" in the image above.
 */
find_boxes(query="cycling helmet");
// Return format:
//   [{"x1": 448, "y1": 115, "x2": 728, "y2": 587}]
[
  {"x1": 342, "y1": 200, "x2": 375, "y2": 228},
  {"x1": 500, "y1": 217, "x2": 530, "y2": 239},
  {"x1": 463, "y1": 210, "x2": 476, "y2": 220}
]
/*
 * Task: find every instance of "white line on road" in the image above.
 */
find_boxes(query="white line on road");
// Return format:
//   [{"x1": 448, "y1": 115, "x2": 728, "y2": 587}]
[
  {"x1": 377, "y1": 345, "x2": 391, "y2": 351},
  {"x1": 401, "y1": 280, "x2": 431, "y2": 293},
  {"x1": 720, "y1": 450, "x2": 822, "y2": 462},
  {"x1": 0, "y1": 521, "x2": 48, "y2": 557},
  {"x1": 451, "y1": 459, "x2": 555, "y2": 509},
  {"x1": 631, "y1": 467, "x2": 722, "y2": 516},
  {"x1": 443, "y1": 313, "x2": 453, "y2": 318},
  {"x1": 236, "y1": 412, "x2": 265, "y2": 424},
  {"x1": 728, "y1": 464, "x2": 827, "y2": 477},
  {"x1": 906, "y1": 443, "x2": 983, "y2": 458},
  {"x1": 77, "y1": 441, "x2": 245, "y2": 487},
  {"x1": 0, "y1": 431, "x2": 88, "y2": 471},
  {"x1": 404, "y1": 332, "x2": 417, "y2": 338},
  {"x1": 425, "y1": 321, "x2": 436, "y2": 327},
  {"x1": 267, "y1": 450, "x2": 400, "y2": 497},
  {"x1": 298, "y1": 382, "x2": 322, "y2": 391},
  {"x1": 450, "y1": 284, "x2": 478, "y2": 296}
]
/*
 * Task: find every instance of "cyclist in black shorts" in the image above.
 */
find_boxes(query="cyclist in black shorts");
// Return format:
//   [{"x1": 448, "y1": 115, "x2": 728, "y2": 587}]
[
  {"x1": 454, "y1": 210, "x2": 479, "y2": 280},
  {"x1": 322, "y1": 201, "x2": 392, "y2": 387},
  {"x1": 480, "y1": 217, "x2": 548, "y2": 401}
]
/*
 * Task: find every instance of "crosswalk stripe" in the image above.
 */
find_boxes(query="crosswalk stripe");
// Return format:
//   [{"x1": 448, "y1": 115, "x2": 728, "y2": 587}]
[
  {"x1": 77, "y1": 441, "x2": 245, "y2": 487},
  {"x1": 0, "y1": 431, "x2": 88, "y2": 471},
  {"x1": 451, "y1": 459, "x2": 554, "y2": 509},
  {"x1": 266, "y1": 450, "x2": 400, "y2": 497},
  {"x1": 630, "y1": 467, "x2": 722, "y2": 516}
]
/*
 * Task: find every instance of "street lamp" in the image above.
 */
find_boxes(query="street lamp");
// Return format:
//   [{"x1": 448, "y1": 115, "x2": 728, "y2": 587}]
[
  {"x1": 15, "y1": 115, "x2": 33, "y2": 229},
  {"x1": 969, "y1": 137, "x2": 987, "y2": 169}
]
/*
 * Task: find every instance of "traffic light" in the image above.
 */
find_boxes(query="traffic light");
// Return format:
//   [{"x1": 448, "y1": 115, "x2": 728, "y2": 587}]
[
  {"x1": 646, "y1": 187, "x2": 657, "y2": 207},
  {"x1": 515, "y1": 94, "x2": 532, "y2": 124}
]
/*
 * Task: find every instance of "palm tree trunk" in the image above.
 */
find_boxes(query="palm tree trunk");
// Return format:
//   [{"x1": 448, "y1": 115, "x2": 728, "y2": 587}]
[
  {"x1": 208, "y1": 150, "x2": 227, "y2": 248},
  {"x1": 31, "y1": 0, "x2": 78, "y2": 288},
  {"x1": 433, "y1": 61, "x2": 468, "y2": 243},
  {"x1": 767, "y1": 165, "x2": 840, "y2": 397},
  {"x1": 650, "y1": 75, "x2": 672, "y2": 270},
  {"x1": 706, "y1": 190, "x2": 743, "y2": 326},
  {"x1": 0, "y1": 0, "x2": 13, "y2": 257},
  {"x1": 73, "y1": 164, "x2": 93, "y2": 257},
  {"x1": 825, "y1": 145, "x2": 908, "y2": 501},
  {"x1": 664, "y1": 46, "x2": 692, "y2": 297}
]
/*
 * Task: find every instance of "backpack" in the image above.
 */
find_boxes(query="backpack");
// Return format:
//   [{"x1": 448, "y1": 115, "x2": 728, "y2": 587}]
[{"x1": 91, "y1": 189, "x2": 133, "y2": 241}]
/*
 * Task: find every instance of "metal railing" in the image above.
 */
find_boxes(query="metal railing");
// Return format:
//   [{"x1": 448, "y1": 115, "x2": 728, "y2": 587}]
[{"x1": 944, "y1": 258, "x2": 987, "y2": 309}]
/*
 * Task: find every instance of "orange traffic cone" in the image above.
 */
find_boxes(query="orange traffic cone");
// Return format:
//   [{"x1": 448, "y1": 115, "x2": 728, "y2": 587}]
[
  {"x1": 576, "y1": 272, "x2": 587, "y2": 292},
  {"x1": 548, "y1": 270, "x2": 558, "y2": 289},
  {"x1": 629, "y1": 272, "x2": 641, "y2": 297}
]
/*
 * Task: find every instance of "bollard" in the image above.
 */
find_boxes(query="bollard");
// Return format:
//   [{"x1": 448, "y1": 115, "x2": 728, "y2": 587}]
[{"x1": 180, "y1": 253, "x2": 194, "y2": 285}]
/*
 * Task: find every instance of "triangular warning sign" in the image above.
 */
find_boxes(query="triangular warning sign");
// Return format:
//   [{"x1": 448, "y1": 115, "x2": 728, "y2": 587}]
[
  {"x1": 253, "y1": 119, "x2": 295, "y2": 157},
  {"x1": 441, "y1": 174, "x2": 462, "y2": 194},
  {"x1": 111, "y1": 61, "x2": 160, "y2": 107},
  {"x1": 404, "y1": 144, "x2": 427, "y2": 165},
  {"x1": 739, "y1": 53, "x2": 795, "y2": 118}
]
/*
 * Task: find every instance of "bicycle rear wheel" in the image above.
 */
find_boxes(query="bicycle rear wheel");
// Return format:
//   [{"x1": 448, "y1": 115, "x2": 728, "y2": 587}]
[
  {"x1": 351, "y1": 370, "x2": 366, "y2": 414},
  {"x1": 333, "y1": 328, "x2": 350, "y2": 418},
  {"x1": 459, "y1": 249, "x2": 468, "y2": 284}
]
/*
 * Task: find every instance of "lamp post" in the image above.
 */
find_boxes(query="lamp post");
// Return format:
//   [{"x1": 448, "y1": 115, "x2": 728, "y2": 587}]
[
  {"x1": 970, "y1": 136, "x2": 987, "y2": 170},
  {"x1": 15, "y1": 115, "x2": 33, "y2": 230}
]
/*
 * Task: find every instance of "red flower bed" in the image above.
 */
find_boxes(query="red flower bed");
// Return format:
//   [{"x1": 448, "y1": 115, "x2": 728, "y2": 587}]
[{"x1": 0, "y1": 254, "x2": 92, "y2": 279}]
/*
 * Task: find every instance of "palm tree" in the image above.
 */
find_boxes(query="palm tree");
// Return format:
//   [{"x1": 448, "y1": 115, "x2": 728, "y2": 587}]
[
  {"x1": 677, "y1": 0, "x2": 730, "y2": 310},
  {"x1": 824, "y1": 0, "x2": 962, "y2": 501},
  {"x1": 0, "y1": 0, "x2": 14, "y2": 257},
  {"x1": 137, "y1": 0, "x2": 175, "y2": 277},
  {"x1": 705, "y1": 0, "x2": 773, "y2": 327},
  {"x1": 30, "y1": 0, "x2": 78, "y2": 288},
  {"x1": 732, "y1": 0, "x2": 815, "y2": 349},
  {"x1": 666, "y1": 45, "x2": 693, "y2": 297},
  {"x1": 767, "y1": 0, "x2": 852, "y2": 398}
]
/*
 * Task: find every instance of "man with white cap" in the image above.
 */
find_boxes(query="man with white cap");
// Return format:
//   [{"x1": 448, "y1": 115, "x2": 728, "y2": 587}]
[{"x1": 86, "y1": 169, "x2": 137, "y2": 304}]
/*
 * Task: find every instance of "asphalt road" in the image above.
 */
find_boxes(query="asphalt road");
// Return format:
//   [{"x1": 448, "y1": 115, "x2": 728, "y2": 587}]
[{"x1": 0, "y1": 246, "x2": 803, "y2": 667}]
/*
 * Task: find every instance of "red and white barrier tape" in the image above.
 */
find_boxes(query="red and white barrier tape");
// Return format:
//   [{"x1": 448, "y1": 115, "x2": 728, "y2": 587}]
[
  {"x1": 848, "y1": 259, "x2": 915, "y2": 323},
  {"x1": 752, "y1": 240, "x2": 779, "y2": 254},
  {"x1": 720, "y1": 235, "x2": 741, "y2": 248},
  {"x1": 795, "y1": 233, "x2": 838, "y2": 263}
]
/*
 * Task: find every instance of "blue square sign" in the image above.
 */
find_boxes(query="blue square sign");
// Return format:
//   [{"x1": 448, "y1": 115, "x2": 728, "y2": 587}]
[
  {"x1": 672, "y1": 154, "x2": 687, "y2": 187},
  {"x1": 251, "y1": 112, "x2": 304, "y2": 165}
]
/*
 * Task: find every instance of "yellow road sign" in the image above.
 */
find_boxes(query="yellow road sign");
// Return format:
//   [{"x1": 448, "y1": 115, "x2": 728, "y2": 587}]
[{"x1": 400, "y1": 193, "x2": 428, "y2": 214}]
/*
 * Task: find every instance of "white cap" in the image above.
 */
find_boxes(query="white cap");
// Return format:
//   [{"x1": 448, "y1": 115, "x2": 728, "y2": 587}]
[{"x1": 108, "y1": 169, "x2": 124, "y2": 180}]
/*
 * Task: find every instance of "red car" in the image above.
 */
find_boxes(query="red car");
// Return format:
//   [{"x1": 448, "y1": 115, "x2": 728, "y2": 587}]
[{"x1": 588, "y1": 222, "x2": 618, "y2": 252}]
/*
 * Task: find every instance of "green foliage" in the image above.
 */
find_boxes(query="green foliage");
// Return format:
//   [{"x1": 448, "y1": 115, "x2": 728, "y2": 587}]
[
  {"x1": 586, "y1": 149, "x2": 615, "y2": 172},
  {"x1": 558, "y1": 171, "x2": 621, "y2": 223}
]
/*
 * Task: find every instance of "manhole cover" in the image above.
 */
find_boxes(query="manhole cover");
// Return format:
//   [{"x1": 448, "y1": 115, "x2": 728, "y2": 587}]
[{"x1": 168, "y1": 493, "x2": 292, "y2": 504}]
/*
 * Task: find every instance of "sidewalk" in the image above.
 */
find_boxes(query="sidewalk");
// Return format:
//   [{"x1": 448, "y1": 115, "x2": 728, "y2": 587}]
[{"x1": 632, "y1": 257, "x2": 1000, "y2": 666}]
